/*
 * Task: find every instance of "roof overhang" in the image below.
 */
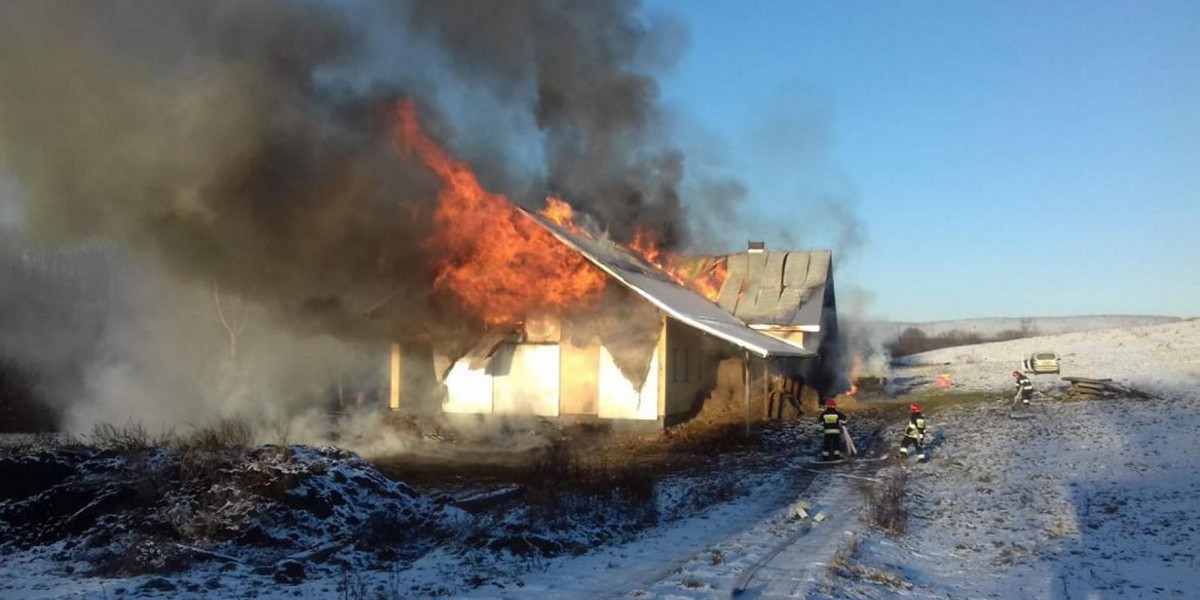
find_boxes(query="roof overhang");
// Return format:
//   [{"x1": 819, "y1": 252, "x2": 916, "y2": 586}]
[
  {"x1": 521, "y1": 209, "x2": 812, "y2": 359},
  {"x1": 749, "y1": 324, "x2": 821, "y2": 332}
]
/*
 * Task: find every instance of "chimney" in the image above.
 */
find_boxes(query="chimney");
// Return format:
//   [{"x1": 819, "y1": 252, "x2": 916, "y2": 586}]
[{"x1": 747, "y1": 240, "x2": 766, "y2": 254}]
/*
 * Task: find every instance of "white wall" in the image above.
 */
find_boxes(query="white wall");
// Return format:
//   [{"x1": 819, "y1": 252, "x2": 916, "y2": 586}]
[
  {"x1": 597, "y1": 345, "x2": 659, "y2": 420},
  {"x1": 492, "y1": 344, "x2": 560, "y2": 416}
]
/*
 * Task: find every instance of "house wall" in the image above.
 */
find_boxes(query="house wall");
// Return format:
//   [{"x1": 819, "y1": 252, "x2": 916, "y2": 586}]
[
  {"x1": 492, "y1": 343, "x2": 560, "y2": 416},
  {"x1": 597, "y1": 344, "x2": 659, "y2": 420},
  {"x1": 558, "y1": 335, "x2": 600, "y2": 415},
  {"x1": 443, "y1": 357, "x2": 493, "y2": 414},
  {"x1": 442, "y1": 342, "x2": 561, "y2": 416},
  {"x1": 662, "y1": 317, "x2": 728, "y2": 419},
  {"x1": 440, "y1": 321, "x2": 663, "y2": 422},
  {"x1": 381, "y1": 343, "x2": 442, "y2": 415}
]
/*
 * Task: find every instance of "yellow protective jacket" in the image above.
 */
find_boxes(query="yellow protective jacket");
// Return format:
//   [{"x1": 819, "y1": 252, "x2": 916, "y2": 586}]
[
  {"x1": 904, "y1": 414, "x2": 927, "y2": 439},
  {"x1": 819, "y1": 408, "x2": 847, "y2": 435}
]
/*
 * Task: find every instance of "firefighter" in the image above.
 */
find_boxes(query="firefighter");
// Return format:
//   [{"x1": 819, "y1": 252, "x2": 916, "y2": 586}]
[
  {"x1": 1012, "y1": 370, "x2": 1034, "y2": 406},
  {"x1": 819, "y1": 399, "x2": 848, "y2": 461},
  {"x1": 899, "y1": 403, "x2": 928, "y2": 461}
]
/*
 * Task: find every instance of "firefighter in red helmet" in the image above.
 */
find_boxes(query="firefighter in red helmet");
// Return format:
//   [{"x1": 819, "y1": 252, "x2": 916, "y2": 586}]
[
  {"x1": 819, "y1": 399, "x2": 848, "y2": 461},
  {"x1": 899, "y1": 403, "x2": 928, "y2": 461}
]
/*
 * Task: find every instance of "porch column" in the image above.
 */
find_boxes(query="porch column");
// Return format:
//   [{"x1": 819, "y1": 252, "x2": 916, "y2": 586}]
[{"x1": 389, "y1": 343, "x2": 401, "y2": 411}]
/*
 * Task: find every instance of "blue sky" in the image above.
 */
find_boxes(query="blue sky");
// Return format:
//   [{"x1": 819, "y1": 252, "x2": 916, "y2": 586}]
[{"x1": 646, "y1": 0, "x2": 1199, "y2": 321}]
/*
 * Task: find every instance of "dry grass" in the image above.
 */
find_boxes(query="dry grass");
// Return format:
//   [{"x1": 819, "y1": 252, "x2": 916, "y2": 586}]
[
  {"x1": 828, "y1": 535, "x2": 861, "y2": 573},
  {"x1": 173, "y1": 419, "x2": 253, "y2": 454},
  {"x1": 173, "y1": 419, "x2": 254, "y2": 486},
  {"x1": 89, "y1": 421, "x2": 169, "y2": 454},
  {"x1": 519, "y1": 440, "x2": 657, "y2": 526},
  {"x1": 828, "y1": 535, "x2": 911, "y2": 590},
  {"x1": 864, "y1": 471, "x2": 909, "y2": 536},
  {"x1": 0, "y1": 431, "x2": 86, "y2": 457}
]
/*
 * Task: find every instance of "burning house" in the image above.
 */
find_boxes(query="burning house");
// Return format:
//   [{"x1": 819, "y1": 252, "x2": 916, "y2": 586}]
[
  {"x1": 440, "y1": 239, "x2": 836, "y2": 427},
  {"x1": 372, "y1": 101, "x2": 840, "y2": 428},
  {"x1": 0, "y1": 2, "x2": 854, "y2": 438}
]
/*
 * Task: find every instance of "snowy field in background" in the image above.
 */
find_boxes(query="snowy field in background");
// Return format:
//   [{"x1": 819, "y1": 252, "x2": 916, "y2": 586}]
[
  {"x1": 868, "y1": 315, "x2": 1182, "y2": 340},
  {"x1": 895, "y1": 318, "x2": 1200, "y2": 398}
]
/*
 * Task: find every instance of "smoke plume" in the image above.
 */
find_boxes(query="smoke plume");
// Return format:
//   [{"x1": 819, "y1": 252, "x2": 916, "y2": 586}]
[
  {"x1": 0, "y1": 1, "x2": 707, "y2": 439},
  {"x1": 0, "y1": 0, "x2": 692, "y2": 335}
]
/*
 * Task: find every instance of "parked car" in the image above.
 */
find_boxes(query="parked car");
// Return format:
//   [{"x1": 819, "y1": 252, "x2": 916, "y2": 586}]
[{"x1": 1022, "y1": 351, "x2": 1061, "y2": 374}]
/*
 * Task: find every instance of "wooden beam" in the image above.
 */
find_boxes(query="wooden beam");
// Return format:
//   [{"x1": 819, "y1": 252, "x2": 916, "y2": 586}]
[
  {"x1": 743, "y1": 350, "x2": 751, "y2": 437},
  {"x1": 389, "y1": 343, "x2": 401, "y2": 411}
]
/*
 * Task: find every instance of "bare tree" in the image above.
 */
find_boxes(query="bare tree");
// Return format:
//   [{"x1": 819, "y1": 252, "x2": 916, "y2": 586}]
[{"x1": 212, "y1": 282, "x2": 250, "y2": 360}]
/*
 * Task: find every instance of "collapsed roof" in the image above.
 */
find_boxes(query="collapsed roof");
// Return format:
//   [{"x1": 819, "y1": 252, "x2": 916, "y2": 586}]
[{"x1": 523, "y1": 210, "x2": 811, "y2": 358}]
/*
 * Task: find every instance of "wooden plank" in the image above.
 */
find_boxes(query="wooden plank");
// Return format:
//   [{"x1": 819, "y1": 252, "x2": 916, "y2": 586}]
[
  {"x1": 389, "y1": 343, "x2": 401, "y2": 411},
  {"x1": 744, "y1": 252, "x2": 767, "y2": 315},
  {"x1": 656, "y1": 317, "x2": 667, "y2": 419},
  {"x1": 1062, "y1": 376, "x2": 1114, "y2": 383},
  {"x1": 717, "y1": 252, "x2": 749, "y2": 312},
  {"x1": 747, "y1": 252, "x2": 787, "y2": 320},
  {"x1": 775, "y1": 252, "x2": 810, "y2": 322},
  {"x1": 465, "y1": 328, "x2": 513, "y2": 370},
  {"x1": 802, "y1": 252, "x2": 830, "y2": 298},
  {"x1": 559, "y1": 336, "x2": 599, "y2": 415}
]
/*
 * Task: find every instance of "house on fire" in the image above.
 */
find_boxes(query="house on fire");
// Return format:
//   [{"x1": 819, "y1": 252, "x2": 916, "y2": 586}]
[{"x1": 385, "y1": 211, "x2": 839, "y2": 428}]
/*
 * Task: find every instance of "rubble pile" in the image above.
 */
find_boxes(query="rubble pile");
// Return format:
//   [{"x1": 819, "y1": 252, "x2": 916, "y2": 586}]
[
  {"x1": 0, "y1": 442, "x2": 465, "y2": 578},
  {"x1": 1061, "y1": 377, "x2": 1159, "y2": 401}
]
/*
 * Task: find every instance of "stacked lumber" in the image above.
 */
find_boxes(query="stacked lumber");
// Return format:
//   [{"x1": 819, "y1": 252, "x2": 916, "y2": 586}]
[{"x1": 1061, "y1": 377, "x2": 1158, "y2": 400}]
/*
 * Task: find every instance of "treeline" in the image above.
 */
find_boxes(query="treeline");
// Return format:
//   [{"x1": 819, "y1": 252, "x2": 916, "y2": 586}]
[{"x1": 885, "y1": 322, "x2": 1038, "y2": 358}]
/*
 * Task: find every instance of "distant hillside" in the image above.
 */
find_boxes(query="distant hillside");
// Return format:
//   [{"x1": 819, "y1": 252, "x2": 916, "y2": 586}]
[
  {"x1": 851, "y1": 315, "x2": 1185, "y2": 358},
  {"x1": 866, "y1": 315, "x2": 1182, "y2": 341},
  {"x1": 894, "y1": 319, "x2": 1200, "y2": 395}
]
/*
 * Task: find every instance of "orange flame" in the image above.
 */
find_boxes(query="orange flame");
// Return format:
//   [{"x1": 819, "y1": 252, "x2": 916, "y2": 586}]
[
  {"x1": 629, "y1": 230, "x2": 727, "y2": 302},
  {"x1": 540, "y1": 196, "x2": 575, "y2": 228},
  {"x1": 845, "y1": 355, "x2": 864, "y2": 396},
  {"x1": 394, "y1": 100, "x2": 605, "y2": 324}
]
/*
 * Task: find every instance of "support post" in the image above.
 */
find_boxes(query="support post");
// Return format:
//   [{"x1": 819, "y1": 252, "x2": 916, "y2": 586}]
[
  {"x1": 743, "y1": 350, "x2": 752, "y2": 437},
  {"x1": 762, "y1": 359, "x2": 770, "y2": 419},
  {"x1": 389, "y1": 343, "x2": 401, "y2": 411}
]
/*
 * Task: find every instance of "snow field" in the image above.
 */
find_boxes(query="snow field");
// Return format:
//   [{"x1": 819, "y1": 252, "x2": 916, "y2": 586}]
[
  {"x1": 827, "y1": 392, "x2": 1200, "y2": 598},
  {"x1": 896, "y1": 319, "x2": 1200, "y2": 399}
]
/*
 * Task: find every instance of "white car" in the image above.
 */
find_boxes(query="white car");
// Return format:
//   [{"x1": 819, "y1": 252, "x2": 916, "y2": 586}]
[{"x1": 1023, "y1": 352, "x2": 1061, "y2": 374}]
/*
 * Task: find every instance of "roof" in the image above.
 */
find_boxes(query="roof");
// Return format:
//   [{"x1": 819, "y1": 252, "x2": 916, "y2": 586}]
[
  {"x1": 692, "y1": 250, "x2": 831, "y2": 328},
  {"x1": 522, "y1": 210, "x2": 811, "y2": 358}
]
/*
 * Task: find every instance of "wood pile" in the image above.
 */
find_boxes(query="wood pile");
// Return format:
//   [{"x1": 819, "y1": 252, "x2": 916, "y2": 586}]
[{"x1": 1061, "y1": 377, "x2": 1158, "y2": 400}]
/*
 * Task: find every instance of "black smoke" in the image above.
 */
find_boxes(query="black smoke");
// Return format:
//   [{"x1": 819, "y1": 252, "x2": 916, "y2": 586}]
[
  {"x1": 0, "y1": 0, "x2": 694, "y2": 344},
  {"x1": 0, "y1": 1, "x2": 706, "y2": 432}
]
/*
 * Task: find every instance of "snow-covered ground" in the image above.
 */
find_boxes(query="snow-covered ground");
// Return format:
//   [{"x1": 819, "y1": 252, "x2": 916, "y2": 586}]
[
  {"x1": 870, "y1": 315, "x2": 1183, "y2": 340},
  {"x1": 820, "y1": 319, "x2": 1200, "y2": 599},
  {"x1": 2, "y1": 319, "x2": 1198, "y2": 599},
  {"x1": 483, "y1": 319, "x2": 1200, "y2": 598},
  {"x1": 824, "y1": 392, "x2": 1200, "y2": 599},
  {"x1": 896, "y1": 318, "x2": 1200, "y2": 398}
]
